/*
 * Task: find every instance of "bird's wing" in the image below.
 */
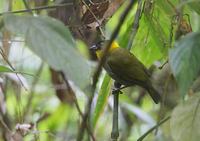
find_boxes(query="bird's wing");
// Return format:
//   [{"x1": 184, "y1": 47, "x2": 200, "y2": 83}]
[{"x1": 106, "y1": 48, "x2": 149, "y2": 85}]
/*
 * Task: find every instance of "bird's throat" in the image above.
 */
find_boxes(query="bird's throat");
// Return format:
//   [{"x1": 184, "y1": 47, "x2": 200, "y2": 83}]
[{"x1": 96, "y1": 41, "x2": 120, "y2": 59}]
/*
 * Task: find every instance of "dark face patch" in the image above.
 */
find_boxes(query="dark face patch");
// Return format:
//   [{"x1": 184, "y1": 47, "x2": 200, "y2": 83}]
[
  {"x1": 95, "y1": 40, "x2": 104, "y2": 50},
  {"x1": 90, "y1": 40, "x2": 110, "y2": 51},
  {"x1": 90, "y1": 41, "x2": 103, "y2": 51}
]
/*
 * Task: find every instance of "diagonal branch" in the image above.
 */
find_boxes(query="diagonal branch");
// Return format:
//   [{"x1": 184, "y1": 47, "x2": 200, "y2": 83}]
[
  {"x1": 23, "y1": 63, "x2": 44, "y2": 119},
  {"x1": 127, "y1": 0, "x2": 143, "y2": 50},
  {"x1": 81, "y1": 0, "x2": 105, "y2": 37},
  {"x1": 0, "y1": 48, "x2": 28, "y2": 91},
  {"x1": 137, "y1": 116, "x2": 171, "y2": 141},
  {"x1": 60, "y1": 72, "x2": 96, "y2": 141}
]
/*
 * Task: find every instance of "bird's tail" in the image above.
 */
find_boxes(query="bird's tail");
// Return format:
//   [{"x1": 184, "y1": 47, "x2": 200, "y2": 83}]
[{"x1": 146, "y1": 84, "x2": 161, "y2": 104}]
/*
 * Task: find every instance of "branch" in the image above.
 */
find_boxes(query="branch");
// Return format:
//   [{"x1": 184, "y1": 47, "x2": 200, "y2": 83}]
[
  {"x1": 137, "y1": 116, "x2": 171, "y2": 141},
  {"x1": 0, "y1": 116, "x2": 12, "y2": 133},
  {"x1": 22, "y1": 0, "x2": 33, "y2": 14},
  {"x1": 60, "y1": 72, "x2": 96, "y2": 141},
  {"x1": 81, "y1": 0, "x2": 101, "y2": 26},
  {"x1": 0, "y1": 48, "x2": 28, "y2": 91},
  {"x1": 81, "y1": 0, "x2": 105, "y2": 37},
  {"x1": 23, "y1": 63, "x2": 44, "y2": 119},
  {"x1": 127, "y1": 0, "x2": 143, "y2": 50},
  {"x1": 0, "y1": 3, "x2": 73, "y2": 16}
]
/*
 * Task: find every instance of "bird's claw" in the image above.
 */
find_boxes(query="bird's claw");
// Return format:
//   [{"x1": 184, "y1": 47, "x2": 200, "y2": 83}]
[{"x1": 112, "y1": 88, "x2": 123, "y2": 94}]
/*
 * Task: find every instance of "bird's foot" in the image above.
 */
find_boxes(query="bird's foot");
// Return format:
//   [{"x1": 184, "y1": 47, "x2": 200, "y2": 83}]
[
  {"x1": 112, "y1": 85, "x2": 129, "y2": 94},
  {"x1": 112, "y1": 88, "x2": 123, "y2": 94},
  {"x1": 112, "y1": 82, "x2": 123, "y2": 94}
]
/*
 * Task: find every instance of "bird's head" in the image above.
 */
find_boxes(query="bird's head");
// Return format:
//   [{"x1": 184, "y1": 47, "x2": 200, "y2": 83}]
[{"x1": 90, "y1": 40, "x2": 120, "y2": 59}]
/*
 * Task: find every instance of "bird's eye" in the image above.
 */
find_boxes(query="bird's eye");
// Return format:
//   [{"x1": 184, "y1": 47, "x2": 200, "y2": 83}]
[{"x1": 96, "y1": 41, "x2": 104, "y2": 49}]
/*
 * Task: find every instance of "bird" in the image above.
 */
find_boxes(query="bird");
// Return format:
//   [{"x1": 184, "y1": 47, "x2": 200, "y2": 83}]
[{"x1": 90, "y1": 40, "x2": 161, "y2": 104}]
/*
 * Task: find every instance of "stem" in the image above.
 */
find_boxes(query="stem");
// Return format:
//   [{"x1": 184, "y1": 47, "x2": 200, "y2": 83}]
[
  {"x1": 127, "y1": 0, "x2": 143, "y2": 50},
  {"x1": 0, "y1": 3, "x2": 73, "y2": 16},
  {"x1": 137, "y1": 116, "x2": 171, "y2": 141},
  {"x1": 22, "y1": 0, "x2": 33, "y2": 14},
  {"x1": 61, "y1": 72, "x2": 96, "y2": 141},
  {"x1": 23, "y1": 63, "x2": 44, "y2": 120},
  {"x1": 111, "y1": 93, "x2": 119, "y2": 140}
]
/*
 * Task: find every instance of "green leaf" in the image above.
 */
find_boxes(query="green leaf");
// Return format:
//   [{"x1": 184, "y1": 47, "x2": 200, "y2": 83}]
[
  {"x1": 3, "y1": 14, "x2": 91, "y2": 91},
  {"x1": 116, "y1": 1, "x2": 170, "y2": 66},
  {"x1": 170, "y1": 94, "x2": 200, "y2": 141},
  {"x1": 187, "y1": 1, "x2": 200, "y2": 15},
  {"x1": 169, "y1": 32, "x2": 200, "y2": 97},
  {"x1": 0, "y1": 65, "x2": 34, "y2": 76},
  {"x1": 91, "y1": 74, "x2": 111, "y2": 128},
  {"x1": 0, "y1": 65, "x2": 13, "y2": 72},
  {"x1": 12, "y1": 0, "x2": 25, "y2": 11}
]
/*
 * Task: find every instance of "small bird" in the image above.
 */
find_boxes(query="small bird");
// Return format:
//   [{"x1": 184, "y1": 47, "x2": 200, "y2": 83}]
[{"x1": 90, "y1": 40, "x2": 161, "y2": 104}]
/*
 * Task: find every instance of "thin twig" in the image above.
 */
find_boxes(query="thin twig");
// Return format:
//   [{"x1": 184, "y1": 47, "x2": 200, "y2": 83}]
[
  {"x1": 127, "y1": 0, "x2": 143, "y2": 50},
  {"x1": 60, "y1": 72, "x2": 96, "y2": 141},
  {"x1": 158, "y1": 60, "x2": 168, "y2": 69},
  {"x1": 0, "y1": 3, "x2": 73, "y2": 16},
  {"x1": 0, "y1": 48, "x2": 28, "y2": 91},
  {"x1": 88, "y1": 0, "x2": 109, "y2": 5},
  {"x1": 23, "y1": 63, "x2": 44, "y2": 119},
  {"x1": 191, "y1": 98, "x2": 200, "y2": 130},
  {"x1": 137, "y1": 116, "x2": 171, "y2": 141},
  {"x1": 81, "y1": 0, "x2": 105, "y2": 37},
  {"x1": 81, "y1": 0, "x2": 101, "y2": 26},
  {"x1": 155, "y1": 72, "x2": 171, "y2": 134},
  {"x1": 0, "y1": 116, "x2": 12, "y2": 133},
  {"x1": 22, "y1": 0, "x2": 33, "y2": 14},
  {"x1": 77, "y1": 90, "x2": 94, "y2": 141}
]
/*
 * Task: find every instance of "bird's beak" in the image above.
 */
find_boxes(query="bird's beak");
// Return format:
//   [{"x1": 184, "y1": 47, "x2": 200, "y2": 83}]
[{"x1": 90, "y1": 45, "x2": 98, "y2": 51}]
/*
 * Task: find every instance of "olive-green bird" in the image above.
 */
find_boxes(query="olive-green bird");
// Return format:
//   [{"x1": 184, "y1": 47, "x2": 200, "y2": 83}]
[{"x1": 90, "y1": 40, "x2": 161, "y2": 104}]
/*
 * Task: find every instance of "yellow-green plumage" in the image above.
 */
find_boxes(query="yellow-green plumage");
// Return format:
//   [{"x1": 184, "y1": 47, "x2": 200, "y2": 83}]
[
  {"x1": 105, "y1": 48, "x2": 149, "y2": 84},
  {"x1": 92, "y1": 41, "x2": 161, "y2": 104}
]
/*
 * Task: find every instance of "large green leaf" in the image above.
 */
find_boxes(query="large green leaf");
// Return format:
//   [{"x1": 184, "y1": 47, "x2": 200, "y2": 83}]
[
  {"x1": 170, "y1": 94, "x2": 200, "y2": 141},
  {"x1": 169, "y1": 32, "x2": 200, "y2": 97},
  {"x1": 91, "y1": 74, "x2": 111, "y2": 129},
  {"x1": 113, "y1": 0, "x2": 171, "y2": 66},
  {"x1": 3, "y1": 14, "x2": 91, "y2": 91}
]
